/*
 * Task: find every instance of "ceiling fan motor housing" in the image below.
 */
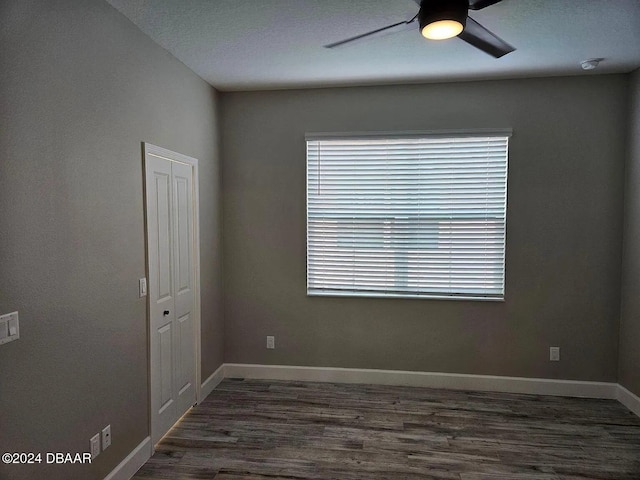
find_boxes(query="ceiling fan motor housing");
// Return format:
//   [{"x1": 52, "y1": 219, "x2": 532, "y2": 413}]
[{"x1": 418, "y1": 0, "x2": 469, "y2": 32}]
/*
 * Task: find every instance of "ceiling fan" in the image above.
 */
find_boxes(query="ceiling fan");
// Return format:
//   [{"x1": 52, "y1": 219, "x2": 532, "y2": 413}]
[{"x1": 324, "y1": 0, "x2": 515, "y2": 58}]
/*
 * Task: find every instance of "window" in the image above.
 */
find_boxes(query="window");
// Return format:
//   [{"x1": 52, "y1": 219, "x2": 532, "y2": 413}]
[{"x1": 306, "y1": 131, "x2": 510, "y2": 301}]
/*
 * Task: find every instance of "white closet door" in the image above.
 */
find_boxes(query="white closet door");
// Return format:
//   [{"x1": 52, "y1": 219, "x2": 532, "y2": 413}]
[{"x1": 146, "y1": 155, "x2": 195, "y2": 445}]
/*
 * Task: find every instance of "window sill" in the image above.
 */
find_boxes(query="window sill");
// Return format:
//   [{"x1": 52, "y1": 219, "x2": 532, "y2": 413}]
[{"x1": 307, "y1": 291, "x2": 505, "y2": 302}]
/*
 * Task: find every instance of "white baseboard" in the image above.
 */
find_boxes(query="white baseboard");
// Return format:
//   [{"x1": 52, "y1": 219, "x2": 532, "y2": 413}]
[
  {"x1": 617, "y1": 384, "x2": 640, "y2": 417},
  {"x1": 224, "y1": 363, "x2": 618, "y2": 399},
  {"x1": 200, "y1": 363, "x2": 225, "y2": 401},
  {"x1": 103, "y1": 436, "x2": 151, "y2": 480}
]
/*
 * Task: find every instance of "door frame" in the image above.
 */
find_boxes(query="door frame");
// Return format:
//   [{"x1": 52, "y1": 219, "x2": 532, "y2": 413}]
[{"x1": 142, "y1": 142, "x2": 202, "y2": 447}]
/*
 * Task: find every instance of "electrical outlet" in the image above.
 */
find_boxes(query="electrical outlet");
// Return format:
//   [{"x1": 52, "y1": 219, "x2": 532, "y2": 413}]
[
  {"x1": 102, "y1": 425, "x2": 111, "y2": 450},
  {"x1": 266, "y1": 336, "x2": 275, "y2": 349},
  {"x1": 550, "y1": 346, "x2": 560, "y2": 362},
  {"x1": 90, "y1": 433, "x2": 100, "y2": 459}
]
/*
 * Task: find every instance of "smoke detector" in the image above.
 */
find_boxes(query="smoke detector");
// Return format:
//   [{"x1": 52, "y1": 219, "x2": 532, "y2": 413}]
[{"x1": 581, "y1": 58, "x2": 601, "y2": 71}]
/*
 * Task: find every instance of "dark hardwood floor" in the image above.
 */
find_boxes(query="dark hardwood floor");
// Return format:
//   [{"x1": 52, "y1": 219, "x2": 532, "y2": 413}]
[{"x1": 133, "y1": 379, "x2": 640, "y2": 479}]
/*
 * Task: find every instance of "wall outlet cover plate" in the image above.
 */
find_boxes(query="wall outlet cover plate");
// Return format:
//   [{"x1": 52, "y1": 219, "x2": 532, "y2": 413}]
[{"x1": 0, "y1": 311, "x2": 19, "y2": 346}]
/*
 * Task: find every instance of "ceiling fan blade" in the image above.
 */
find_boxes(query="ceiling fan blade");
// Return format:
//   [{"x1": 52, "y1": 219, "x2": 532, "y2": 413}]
[
  {"x1": 469, "y1": 0, "x2": 503, "y2": 10},
  {"x1": 324, "y1": 16, "x2": 417, "y2": 49},
  {"x1": 458, "y1": 17, "x2": 515, "y2": 58}
]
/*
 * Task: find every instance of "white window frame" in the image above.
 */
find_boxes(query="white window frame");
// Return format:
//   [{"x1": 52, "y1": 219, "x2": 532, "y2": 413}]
[{"x1": 306, "y1": 129, "x2": 511, "y2": 302}]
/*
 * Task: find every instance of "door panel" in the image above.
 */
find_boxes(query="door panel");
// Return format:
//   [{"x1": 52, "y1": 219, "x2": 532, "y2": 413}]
[
  {"x1": 158, "y1": 323, "x2": 173, "y2": 412},
  {"x1": 176, "y1": 313, "x2": 192, "y2": 396},
  {"x1": 171, "y1": 161, "x2": 195, "y2": 416},
  {"x1": 146, "y1": 156, "x2": 177, "y2": 443},
  {"x1": 175, "y1": 175, "x2": 191, "y2": 294},
  {"x1": 155, "y1": 174, "x2": 173, "y2": 300},
  {"x1": 173, "y1": 163, "x2": 193, "y2": 314}
]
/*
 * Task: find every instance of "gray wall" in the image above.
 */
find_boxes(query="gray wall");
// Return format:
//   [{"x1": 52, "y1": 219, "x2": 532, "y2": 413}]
[
  {"x1": 620, "y1": 69, "x2": 640, "y2": 397},
  {"x1": 221, "y1": 75, "x2": 627, "y2": 382},
  {"x1": 0, "y1": 1, "x2": 223, "y2": 479}
]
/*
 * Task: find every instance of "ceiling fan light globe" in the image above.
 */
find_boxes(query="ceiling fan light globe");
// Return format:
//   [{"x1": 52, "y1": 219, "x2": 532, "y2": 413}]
[
  {"x1": 421, "y1": 20, "x2": 464, "y2": 40},
  {"x1": 418, "y1": 0, "x2": 468, "y2": 41}
]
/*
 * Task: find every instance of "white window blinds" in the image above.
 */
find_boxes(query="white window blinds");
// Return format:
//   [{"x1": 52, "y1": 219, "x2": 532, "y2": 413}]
[{"x1": 306, "y1": 133, "x2": 509, "y2": 300}]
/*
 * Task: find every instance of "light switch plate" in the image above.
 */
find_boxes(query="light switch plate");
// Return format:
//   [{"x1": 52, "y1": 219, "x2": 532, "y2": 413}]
[
  {"x1": 0, "y1": 311, "x2": 19, "y2": 346},
  {"x1": 139, "y1": 278, "x2": 147, "y2": 298}
]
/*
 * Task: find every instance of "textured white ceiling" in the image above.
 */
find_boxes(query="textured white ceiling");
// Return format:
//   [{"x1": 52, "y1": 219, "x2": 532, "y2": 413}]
[{"x1": 105, "y1": 0, "x2": 640, "y2": 91}]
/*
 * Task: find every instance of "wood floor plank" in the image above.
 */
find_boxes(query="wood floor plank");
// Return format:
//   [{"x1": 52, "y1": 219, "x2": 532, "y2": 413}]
[{"x1": 133, "y1": 379, "x2": 640, "y2": 480}]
